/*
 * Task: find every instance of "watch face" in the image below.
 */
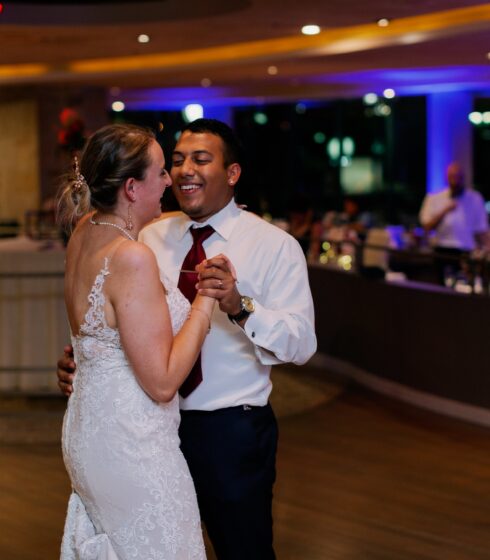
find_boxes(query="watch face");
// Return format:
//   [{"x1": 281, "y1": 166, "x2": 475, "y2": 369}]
[{"x1": 241, "y1": 296, "x2": 255, "y2": 313}]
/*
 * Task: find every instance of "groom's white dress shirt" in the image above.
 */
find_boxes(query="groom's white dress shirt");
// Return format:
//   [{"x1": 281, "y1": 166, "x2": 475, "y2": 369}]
[{"x1": 139, "y1": 199, "x2": 317, "y2": 411}]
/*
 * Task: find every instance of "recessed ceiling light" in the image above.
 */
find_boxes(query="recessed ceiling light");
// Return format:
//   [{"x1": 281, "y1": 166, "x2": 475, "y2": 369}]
[
  {"x1": 376, "y1": 18, "x2": 390, "y2": 27},
  {"x1": 383, "y1": 88, "x2": 396, "y2": 99},
  {"x1": 301, "y1": 24, "x2": 320, "y2": 36},
  {"x1": 200, "y1": 78, "x2": 212, "y2": 88},
  {"x1": 267, "y1": 65, "x2": 278, "y2": 75},
  {"x1": 137, "y1": 34, "x2": 150, "y2": 44}
]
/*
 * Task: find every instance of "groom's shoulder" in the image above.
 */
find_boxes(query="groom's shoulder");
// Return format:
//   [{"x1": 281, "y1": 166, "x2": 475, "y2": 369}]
[
  {"x1": 140, "y1": 211, "x2": 185, "y2": 239},
  {"x1": 239, "y1": 209, "x2": 295, "y2": 244}
]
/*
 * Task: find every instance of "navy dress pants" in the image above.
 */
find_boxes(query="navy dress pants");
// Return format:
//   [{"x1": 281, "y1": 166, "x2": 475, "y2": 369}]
[{"x1": 179, "y1": 403, "x2": 278, "y2": 560}]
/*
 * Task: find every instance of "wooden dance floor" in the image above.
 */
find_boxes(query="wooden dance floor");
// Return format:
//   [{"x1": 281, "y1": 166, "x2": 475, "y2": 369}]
[{"x1": 0, "y1": 366, "x2": 489, "y2": 559}]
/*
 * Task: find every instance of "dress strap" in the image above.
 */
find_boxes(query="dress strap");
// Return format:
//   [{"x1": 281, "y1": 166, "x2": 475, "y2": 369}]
[
  {"x1": 104, "y1": 237, "x2": 131, "y2": 271},
  {"x1": 79, "y1": 238, "x2": 132, "y2": 335}
]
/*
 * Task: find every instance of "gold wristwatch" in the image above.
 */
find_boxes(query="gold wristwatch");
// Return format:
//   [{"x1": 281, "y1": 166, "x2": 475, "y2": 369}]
[{"x1": 228, "y1": 295, "x2": 255, "y2": 323}]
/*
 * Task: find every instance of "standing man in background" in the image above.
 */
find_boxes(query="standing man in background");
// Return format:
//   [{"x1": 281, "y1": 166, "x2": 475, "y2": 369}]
[{"x1": 419, "y1": 161, "x2": 488, "y2": 285}]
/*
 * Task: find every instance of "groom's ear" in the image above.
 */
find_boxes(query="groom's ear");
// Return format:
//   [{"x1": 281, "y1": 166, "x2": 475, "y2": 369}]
[{"x1": 226, "y1": 163, "x2": 241, "y2": 187}]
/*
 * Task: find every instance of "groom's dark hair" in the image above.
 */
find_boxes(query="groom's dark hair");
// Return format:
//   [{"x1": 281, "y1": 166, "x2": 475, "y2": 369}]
[{"x1": 180, "y1": 118, "x2": 243, "y2": 168}]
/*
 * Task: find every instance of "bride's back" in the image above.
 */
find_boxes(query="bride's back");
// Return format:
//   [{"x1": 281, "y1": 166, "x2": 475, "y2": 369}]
[
  {"x1": 57, "y1": 124, "x2": 160, "y2": 340},
  {"x1": 64, "y1": 215, "x2": 126, "y2": 336}
]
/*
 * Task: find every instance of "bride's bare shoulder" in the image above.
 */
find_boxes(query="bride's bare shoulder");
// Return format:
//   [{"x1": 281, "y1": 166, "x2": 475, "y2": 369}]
[{"x1": 111, "y1": 241, "x2": 158, "y2": 275}]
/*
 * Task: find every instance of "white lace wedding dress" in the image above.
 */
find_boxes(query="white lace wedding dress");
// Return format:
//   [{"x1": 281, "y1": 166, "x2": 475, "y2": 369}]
[{"x1": 60, "y1": 256, "x2": 205, "y2": 559}]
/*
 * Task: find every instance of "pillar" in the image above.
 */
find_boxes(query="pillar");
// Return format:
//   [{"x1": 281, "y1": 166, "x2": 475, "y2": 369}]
[{"x1": 426, "y1": 92, "x2": 473, "y2": 193}]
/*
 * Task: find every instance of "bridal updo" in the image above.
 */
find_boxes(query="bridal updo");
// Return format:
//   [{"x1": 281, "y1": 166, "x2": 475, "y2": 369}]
[{"x1": 57, "y1": 124, "x2": 155, "y2": 230}]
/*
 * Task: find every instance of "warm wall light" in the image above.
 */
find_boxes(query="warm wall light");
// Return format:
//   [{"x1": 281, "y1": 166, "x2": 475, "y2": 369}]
[
  {"x1": 468, "y1": 111, "x2": 483, "y2": 125},
  {"x1": 137, "y1": 34, "x2": 150, "y2": 44},
  {"x1": 342, "y1": 137, "x2": 355, "y2": 157},
  {"x1": 182, "y1": 104, "x2": 203, "y2": 122},
  {"x1": 200, "y1": 78, "x2": 212, "y2": 87},
  {"x1": 375, "y1": 103, "x2": 391, "y2": 116},
  {"x1": 327, "y1": 138, "x2": 341, "y2": 160},
  {"x1": 363, "y1": 93, "x2": 378, "y2": 105},
  {"x1": 253, "y1": 112, "x2": 268, "y2": 125},
  {"x1": 267, "y1": 65, "x2": 278, "y2": 75},
  {"x1": 301, "y1": 24, "x2": 320, "y2": 35},
  {"x1": 468, "y1": 111, "x2": 490, "y2": 125},
  {"x1": 112, "y1": 101, "x2": 125, "y2": 112},
  {"x1": 376, "y1": 18, "x2": 390, "y2": 27}
]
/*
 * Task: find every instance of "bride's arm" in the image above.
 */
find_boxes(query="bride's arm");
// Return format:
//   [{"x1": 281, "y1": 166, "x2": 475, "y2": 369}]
[{"x1": 110, "y1": 242, "x2": 214, "y2": 402}]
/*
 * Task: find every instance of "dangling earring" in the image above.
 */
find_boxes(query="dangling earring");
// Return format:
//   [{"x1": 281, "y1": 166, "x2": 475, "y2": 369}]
[{"x1": 126, "y1": 203, "x2": 133, "y2": 231}]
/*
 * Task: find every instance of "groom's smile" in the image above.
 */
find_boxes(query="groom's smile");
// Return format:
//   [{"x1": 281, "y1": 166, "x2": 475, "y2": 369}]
[{"x1": 171, "y1": 130, "x2": 237, "y2": 223}]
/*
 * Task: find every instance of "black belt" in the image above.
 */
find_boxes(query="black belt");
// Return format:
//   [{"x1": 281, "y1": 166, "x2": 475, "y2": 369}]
[{"x1": 180, "y1": 403, "x2": 270, "y2": 417}]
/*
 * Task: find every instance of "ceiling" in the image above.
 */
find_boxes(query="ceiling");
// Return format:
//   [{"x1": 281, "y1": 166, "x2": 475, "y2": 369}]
[{"x1": 0, "y1": 0, "x2": 489, "y2": 107}]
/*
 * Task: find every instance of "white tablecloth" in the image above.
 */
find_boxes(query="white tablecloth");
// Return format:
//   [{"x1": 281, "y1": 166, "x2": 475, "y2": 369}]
[{"x1": 0, "y1": 236, "x2": 69, "y2": 393}]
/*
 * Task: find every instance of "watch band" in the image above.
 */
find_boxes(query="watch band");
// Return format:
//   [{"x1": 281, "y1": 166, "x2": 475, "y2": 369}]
[
  {"x1": 228, "y1": 295, "x2": 255, "y2": 323},
  {"x1": 227, "y1": 307, "x2": 251, "y2": 323}
]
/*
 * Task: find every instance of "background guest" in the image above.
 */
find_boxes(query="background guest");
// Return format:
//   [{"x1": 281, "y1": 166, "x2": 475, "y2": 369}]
[{"x1": 419, "y1": 161, "x2": 488, "y2": 285}]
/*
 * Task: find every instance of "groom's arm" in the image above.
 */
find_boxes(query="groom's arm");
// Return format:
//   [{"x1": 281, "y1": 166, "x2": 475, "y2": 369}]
[
  {"x1": 199, "y1": 245, "x2": 316, "y2": 366},
  {"x1": 57, "y1": 344, "x2": 76, "y2": 396}
]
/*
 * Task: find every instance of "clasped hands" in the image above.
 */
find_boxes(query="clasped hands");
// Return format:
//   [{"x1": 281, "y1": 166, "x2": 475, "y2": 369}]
[
  {"x1": 194, "y1": 254, "x2": 242, "y2": 316},
  {"x1": 58, "y1": 255, "x2": 243, "y2": 397}
]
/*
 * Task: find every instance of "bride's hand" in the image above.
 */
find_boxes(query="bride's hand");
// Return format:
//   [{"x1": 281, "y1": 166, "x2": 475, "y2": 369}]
[{"x1": 195, "y1": 255, "x2": 241, "y2": 316}]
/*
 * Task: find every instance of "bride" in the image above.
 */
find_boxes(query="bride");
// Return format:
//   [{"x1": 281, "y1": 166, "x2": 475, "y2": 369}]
[{"x1": 57, "y1": 124, "x2": 211, "y2": 559}]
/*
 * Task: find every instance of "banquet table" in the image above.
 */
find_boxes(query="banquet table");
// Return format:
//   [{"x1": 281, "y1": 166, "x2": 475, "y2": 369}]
[
  {"x1": 0, "y1": 236, "x2": 69, "y2": 393},
  {"x1": 309, "y1": 263, "x2": 490, "y2": 425}
]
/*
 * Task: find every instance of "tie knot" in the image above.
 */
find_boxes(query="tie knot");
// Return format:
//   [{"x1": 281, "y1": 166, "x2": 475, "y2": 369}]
[{"x1": 190, "y1": 225, "x2": 214, "y2": 245}]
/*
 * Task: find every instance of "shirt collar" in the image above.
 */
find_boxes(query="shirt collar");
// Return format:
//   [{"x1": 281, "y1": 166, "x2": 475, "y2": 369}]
[{"x1": 175, "y1": 199, "x2": 241, "y2": 241}]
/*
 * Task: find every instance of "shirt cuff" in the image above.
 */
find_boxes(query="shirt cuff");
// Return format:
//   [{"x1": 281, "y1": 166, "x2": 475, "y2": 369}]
[{"x1": 242, "y1": 300, "x2": 282, "y2": 364}]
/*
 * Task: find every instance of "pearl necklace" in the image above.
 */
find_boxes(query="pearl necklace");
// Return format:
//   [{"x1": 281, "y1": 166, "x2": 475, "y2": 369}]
[{"x1": 89, "y1": 215, "x2": 136, "y2": 241}]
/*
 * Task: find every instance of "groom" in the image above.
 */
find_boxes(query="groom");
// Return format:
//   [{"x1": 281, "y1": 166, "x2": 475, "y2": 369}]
[{"x1": 58, "y1": 118, "x2": 317, "y2": 559}]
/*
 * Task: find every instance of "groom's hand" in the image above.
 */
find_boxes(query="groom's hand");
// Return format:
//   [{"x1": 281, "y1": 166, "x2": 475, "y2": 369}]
[
  {"x1": 57, "y1": 344, "x2": 76, "y2": 397},
  {"x1": 196, "y1": 255, "x2": 241, "y2": 315}
]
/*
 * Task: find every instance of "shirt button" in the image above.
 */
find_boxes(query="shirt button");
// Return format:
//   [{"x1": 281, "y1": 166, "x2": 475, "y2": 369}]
[{"x1": 251, "y1": 332, "x2": 256, "y2": 338}]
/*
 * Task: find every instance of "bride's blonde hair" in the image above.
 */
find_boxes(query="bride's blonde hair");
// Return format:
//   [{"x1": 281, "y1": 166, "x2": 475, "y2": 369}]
[{"x1": 57, "y1": 123, "x2": 155, "y2": 231}]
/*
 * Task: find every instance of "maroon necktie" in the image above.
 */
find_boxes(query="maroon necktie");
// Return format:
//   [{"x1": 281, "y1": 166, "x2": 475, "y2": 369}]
[{"x1": 178, "y1": 225, "x2": 215, "y2": 397}]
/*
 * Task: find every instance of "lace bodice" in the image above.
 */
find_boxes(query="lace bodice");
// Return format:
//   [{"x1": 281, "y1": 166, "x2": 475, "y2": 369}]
[{"x1": 61, "y1": 256, "x2": 204, "y2": 559}]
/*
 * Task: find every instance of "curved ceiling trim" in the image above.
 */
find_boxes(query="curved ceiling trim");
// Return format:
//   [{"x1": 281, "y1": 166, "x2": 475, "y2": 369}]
[{"x1": 0, "y1": 4, "x2": 489, "y2": 85}]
